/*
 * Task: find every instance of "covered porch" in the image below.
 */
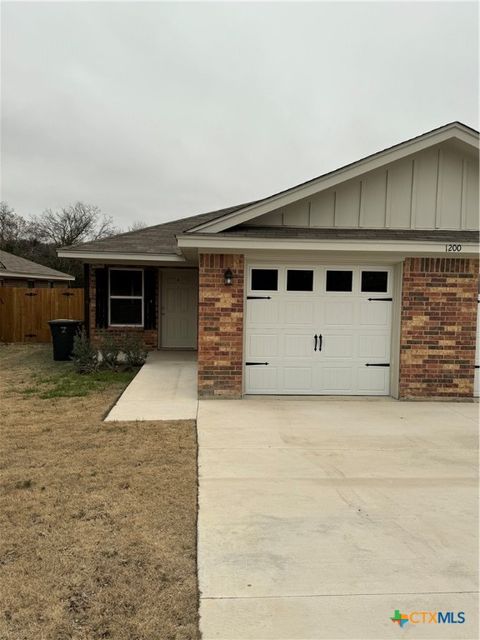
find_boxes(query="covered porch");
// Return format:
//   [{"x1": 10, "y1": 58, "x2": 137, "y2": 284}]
[{"x1": 85, "y1": 264, "x2": 199, "y2": 350}]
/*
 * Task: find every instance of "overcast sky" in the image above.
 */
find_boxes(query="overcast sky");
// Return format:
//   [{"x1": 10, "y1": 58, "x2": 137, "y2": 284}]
[{"x1": 1, "y1": 1, "x2": 478, "y2": 229}]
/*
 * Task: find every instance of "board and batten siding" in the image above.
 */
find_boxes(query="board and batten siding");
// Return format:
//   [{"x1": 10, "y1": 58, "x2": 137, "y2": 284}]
[{"x1": 247, "y1": 142, "x2": 479, "y2": 231}]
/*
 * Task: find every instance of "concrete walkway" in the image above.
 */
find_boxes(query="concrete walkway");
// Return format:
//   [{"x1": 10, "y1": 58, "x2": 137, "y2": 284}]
[
  {"x1": 197, "y1": 397, "x2": 479, "y2": 639},
  {"x1": 105, "y1": 350, "x2": 197, "y2": 421}
]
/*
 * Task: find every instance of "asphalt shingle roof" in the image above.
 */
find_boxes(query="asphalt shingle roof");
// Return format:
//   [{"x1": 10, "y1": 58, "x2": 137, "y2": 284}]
[
  {"x1": 61, "y1": 202, "x2": 257, "y2": 255},
  {"x1": 0, "y1": 249, "x2": 74, "y2": 280}
]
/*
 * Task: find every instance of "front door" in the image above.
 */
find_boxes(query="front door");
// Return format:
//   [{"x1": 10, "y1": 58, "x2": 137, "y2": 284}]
[
  {"x1": 245, "y1": 265, "x2": 393, "y2": 395},
  {"x1": 160, "y1": 269, "x2": 198, "y2": 349}
]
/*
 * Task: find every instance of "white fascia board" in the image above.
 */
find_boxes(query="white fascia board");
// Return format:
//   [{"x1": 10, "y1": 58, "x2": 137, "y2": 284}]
[
  {"x1": 57, "y1": 250, "x2": 185, "y2": 262},
  {"x1": 190, "y1": 126, "x2": 479, "y2": 233},
  {"x1": 177, "y1": 234, "x2": 479, "y2": 256},
  {"x1": 1, "y1": 271, "x2": 74, "y2": 281}
]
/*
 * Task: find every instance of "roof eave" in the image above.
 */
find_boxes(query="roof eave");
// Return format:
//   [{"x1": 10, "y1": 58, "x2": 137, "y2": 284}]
[
  {"x1": 0, "y1": 270, "x2": 74, "y2": 281},
  {"x1": 176, "y1": 232, "x2": 479, "y2": 256},
  {"x1": 57, "y1": 249, "x2": 186, "y2": 263}
]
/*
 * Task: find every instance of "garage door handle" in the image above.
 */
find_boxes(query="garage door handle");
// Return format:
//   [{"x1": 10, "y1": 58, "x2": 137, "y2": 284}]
[
  {"x1": 314, "y1": 335, "x2": 317, "y2": 351},
  {"x1": 318, "y1": 334, "x2": 323, "y2": 352}
]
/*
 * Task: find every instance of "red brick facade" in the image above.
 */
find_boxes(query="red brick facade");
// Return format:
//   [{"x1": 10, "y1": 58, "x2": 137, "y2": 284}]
[
  {"x1": 198, "y1": 253, "x2": 245, "y2": 398},
  {"x1": 399, "y1": 257, "x2": 479, "y2": 399},
  {"x1": 87, "y1": 265, "x2": 158, "y2": 349},
  {"x1": 84, "y1": 256, "x2": 479, "y2": 400}
]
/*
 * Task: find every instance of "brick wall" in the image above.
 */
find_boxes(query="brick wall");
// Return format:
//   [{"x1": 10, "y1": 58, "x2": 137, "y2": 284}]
[
  {"x1": 399, "y1": 257, "x2": 479, "y2": 399},
  {"x1": 198, "y1": 254, "x2": 244, "y2": 398},
  {"x1": 88, "y1": 265, "x2": 158, "y2": 349}
]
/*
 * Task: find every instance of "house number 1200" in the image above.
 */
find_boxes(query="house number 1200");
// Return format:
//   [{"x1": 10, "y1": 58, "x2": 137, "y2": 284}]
[{"x1": 445, "y1": 244, "x2": 462, "y2": 252}]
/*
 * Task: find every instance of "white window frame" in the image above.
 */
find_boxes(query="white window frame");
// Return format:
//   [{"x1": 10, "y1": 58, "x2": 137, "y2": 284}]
[
  {"x1": 360, "y1": 268, "x2": 390, "y2": 294},
  {"x1": 285, "y1": 267, "x2": 315, "y2": 293},
  {"x1": 324, "y1": 267, "x2": 355, "y2": 295},
  {"x1": 108, "y1": 267, "x2": 144, "y2": 327},
  {"x1": 249, "y1": 266, "x2": 279, "y2": 293}
]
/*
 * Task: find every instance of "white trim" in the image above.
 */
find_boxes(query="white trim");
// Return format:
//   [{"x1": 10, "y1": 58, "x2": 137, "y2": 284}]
[
  {"x1": 57, "y1": 250, "x2": 185, "y2": 262},
  {"x1": 177, "y1": 234, "x2": 479, "y2": 256},
  {"x1": 108, "y1": 267, "x2": 144, "y2": 327},
  {"x1": 0, "y1": 270, "x2": 74, "y2": 281},
  {"x1": 189, "y1": 124, "x2": 479, "y2": 233}
]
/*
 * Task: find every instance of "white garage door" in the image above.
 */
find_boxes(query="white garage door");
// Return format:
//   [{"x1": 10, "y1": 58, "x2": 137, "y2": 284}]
[{"x1": 245, "y1": 265, "x2": 393, "y2": 395}]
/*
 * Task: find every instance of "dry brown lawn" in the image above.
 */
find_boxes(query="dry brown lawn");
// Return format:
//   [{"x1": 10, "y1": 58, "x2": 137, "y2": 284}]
[{"x1": 0, "y1": 345, "x2": 199, "y2": 640}]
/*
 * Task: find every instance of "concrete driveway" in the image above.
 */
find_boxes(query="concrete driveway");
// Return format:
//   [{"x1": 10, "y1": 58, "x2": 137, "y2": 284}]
[{"x1": 197, "y1": 398, "x2": 478, "y2": 639}]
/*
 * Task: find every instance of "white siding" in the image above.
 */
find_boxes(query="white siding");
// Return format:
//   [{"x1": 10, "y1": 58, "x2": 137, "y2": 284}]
[
  {"x1": 360, "y1": 170, "x2": 387, "y2": 227},
  {"x1": 310, "y1": 191, "x2": 335, "y2": 227},
  {"x1": 247, "y1": 141, "x2": 478, "y2": 231},
  {"x1": 386, "y1": 159, "x2": 413, "y2": 228},
  {"x1": 437, "y1": 148, "x2": 464, "y2": 229},
  {"x1": 334, "y1": 180, "x2": 361, "y2": 227},
  {"x1": 463, "y1": 159, "x2": 479, "y2": 229}
]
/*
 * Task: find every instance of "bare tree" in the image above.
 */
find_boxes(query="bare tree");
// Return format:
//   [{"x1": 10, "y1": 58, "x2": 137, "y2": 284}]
[
  {"x1": 127, "y1": 220, "x2": 148, "y2": 232},
  {"x1": 0, "y1": 202, "x2": 31, "y2": 250},
  {"x1": 31, "y1": 202, "x2": 117, "y2": 247}
]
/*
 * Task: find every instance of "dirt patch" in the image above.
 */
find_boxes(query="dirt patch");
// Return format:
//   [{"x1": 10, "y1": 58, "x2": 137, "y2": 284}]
[{"x1": 0, "y1": 345, "x2": 199, "y2": 640}]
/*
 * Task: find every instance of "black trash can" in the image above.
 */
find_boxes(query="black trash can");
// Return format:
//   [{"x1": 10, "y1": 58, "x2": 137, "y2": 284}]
[{"x1": 48, "y1": 319, "x2": 84, "y2": 361}]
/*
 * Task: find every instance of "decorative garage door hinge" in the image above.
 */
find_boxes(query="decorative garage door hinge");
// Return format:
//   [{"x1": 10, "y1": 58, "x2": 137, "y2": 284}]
[
  {"x1": 24, "y1": 333, "x2": 37, "y2": 338},
  {"x1": 245, "y1": 362, "x2": 269, "y2": 366},
  {"x1": 25, "y1": 292, "x2": 37, "y2": 297},
  {"x1": 365, "y1": 363, "x2": 390, "y2": 367},
  {"x1": 247, "y1": 296, "x2": 271, "y2": 300},
  {"x1": 62, "y1": 291, "x2": 74, "y2": 297},
  {"x1": 367, "y1": 297, "x2": 392, "y2": 302}
]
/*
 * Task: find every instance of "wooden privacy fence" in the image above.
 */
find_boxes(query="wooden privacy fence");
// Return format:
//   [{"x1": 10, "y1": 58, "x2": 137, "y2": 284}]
[{"x1": 0, "y1": 287, "x2": 84, "y2": 343}]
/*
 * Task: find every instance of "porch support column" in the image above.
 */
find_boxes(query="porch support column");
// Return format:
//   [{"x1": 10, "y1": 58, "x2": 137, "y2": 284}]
[{"x1": 198, "y1": 253, "x2": 245, "y2": 398}]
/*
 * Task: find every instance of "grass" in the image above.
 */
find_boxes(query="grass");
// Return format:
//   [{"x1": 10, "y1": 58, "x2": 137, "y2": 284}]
[
  {"x1": 26, "y1": 367, "x2": 137, "y2": 399},
  {"x1": 0, "y1": 344, "x2": 199, "y2": 640}
]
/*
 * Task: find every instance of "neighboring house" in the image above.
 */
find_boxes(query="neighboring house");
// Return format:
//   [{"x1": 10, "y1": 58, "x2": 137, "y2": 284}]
[
  {"x1": 58, "y1": 122, "x2": 480, "y2": 400},
  {"x1": 0, "y1": 249, "x2": 75, "y2": 287}
]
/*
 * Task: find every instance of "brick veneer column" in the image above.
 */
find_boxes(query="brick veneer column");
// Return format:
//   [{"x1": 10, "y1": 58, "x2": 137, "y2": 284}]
[
  {"x1": 399, "y1": 257, "x2": 479, "y2": 399},
  {"x1": 198, "y1": 253, "x2": 244, "y2": 398}
]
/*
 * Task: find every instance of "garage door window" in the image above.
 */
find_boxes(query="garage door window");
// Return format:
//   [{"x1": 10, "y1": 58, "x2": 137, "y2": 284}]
[
  {"x1": 326, "y1": 270, "x2": 353, "y2": 292},
  {"x1": 251, "y1": 268, "x2": 278, "y2": 291},
  {"x1": 361, "y1": 271, "x2": 388, "y2": 293},
  {"x1": 287, "y1": 269, "x2": 314, "y2": 292}
]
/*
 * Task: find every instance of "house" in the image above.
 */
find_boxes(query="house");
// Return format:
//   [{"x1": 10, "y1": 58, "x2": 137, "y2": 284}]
[
  {"x1": 0, "y1": 249, "x2": 75, "y2": 287},
  {"x1": 58, "y1": 122, "x2": 480, "y2": 400}
]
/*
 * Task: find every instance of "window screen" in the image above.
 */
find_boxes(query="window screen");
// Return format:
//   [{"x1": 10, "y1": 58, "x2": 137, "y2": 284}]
[
  {"x1": 326, "y1": 270, "x2": 353, "y2": 292},
  {"x1": 110, "y1": 270, "x2": 142, "y2": 297},
  {"x1": 251, "y1": 269, "x2": 278, "y2": 291},
  {"x1": 109, "y1": 269, "x2": 143, "y2": 326},
  {"x1": 361, "y1": 271, "x2": 388, "y2": 293},
  {"x1": 287, "y1": 270, "x2": 313, "y2": 291},
  {"x1": 110, "y1": 299, "x2": 143, "y2": 325}
]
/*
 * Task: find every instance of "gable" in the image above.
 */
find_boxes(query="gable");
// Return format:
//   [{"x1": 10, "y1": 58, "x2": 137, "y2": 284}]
[
  {"x1": 188, "y1": 122, "x2": 479, "y2": 233},
  {"x1": 245, "y1": 142, "x2": 479, "y2": 231}
]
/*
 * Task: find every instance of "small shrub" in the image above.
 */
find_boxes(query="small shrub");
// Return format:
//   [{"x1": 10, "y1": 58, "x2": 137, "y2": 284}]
[
  {"x1": 98, "y1": 331, "x2": 121, "y2": 370},
  {"x1": 72, "y1": 329, "x2": 99, "y2": 374},
  {"x1": 122, "y1": 333, "x2": 148, "y2": 369}
]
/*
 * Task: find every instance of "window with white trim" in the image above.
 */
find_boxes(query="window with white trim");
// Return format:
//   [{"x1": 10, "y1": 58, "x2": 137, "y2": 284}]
[{"x1": 109, "y1": 268, "x2": 144, "y2": 326}]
